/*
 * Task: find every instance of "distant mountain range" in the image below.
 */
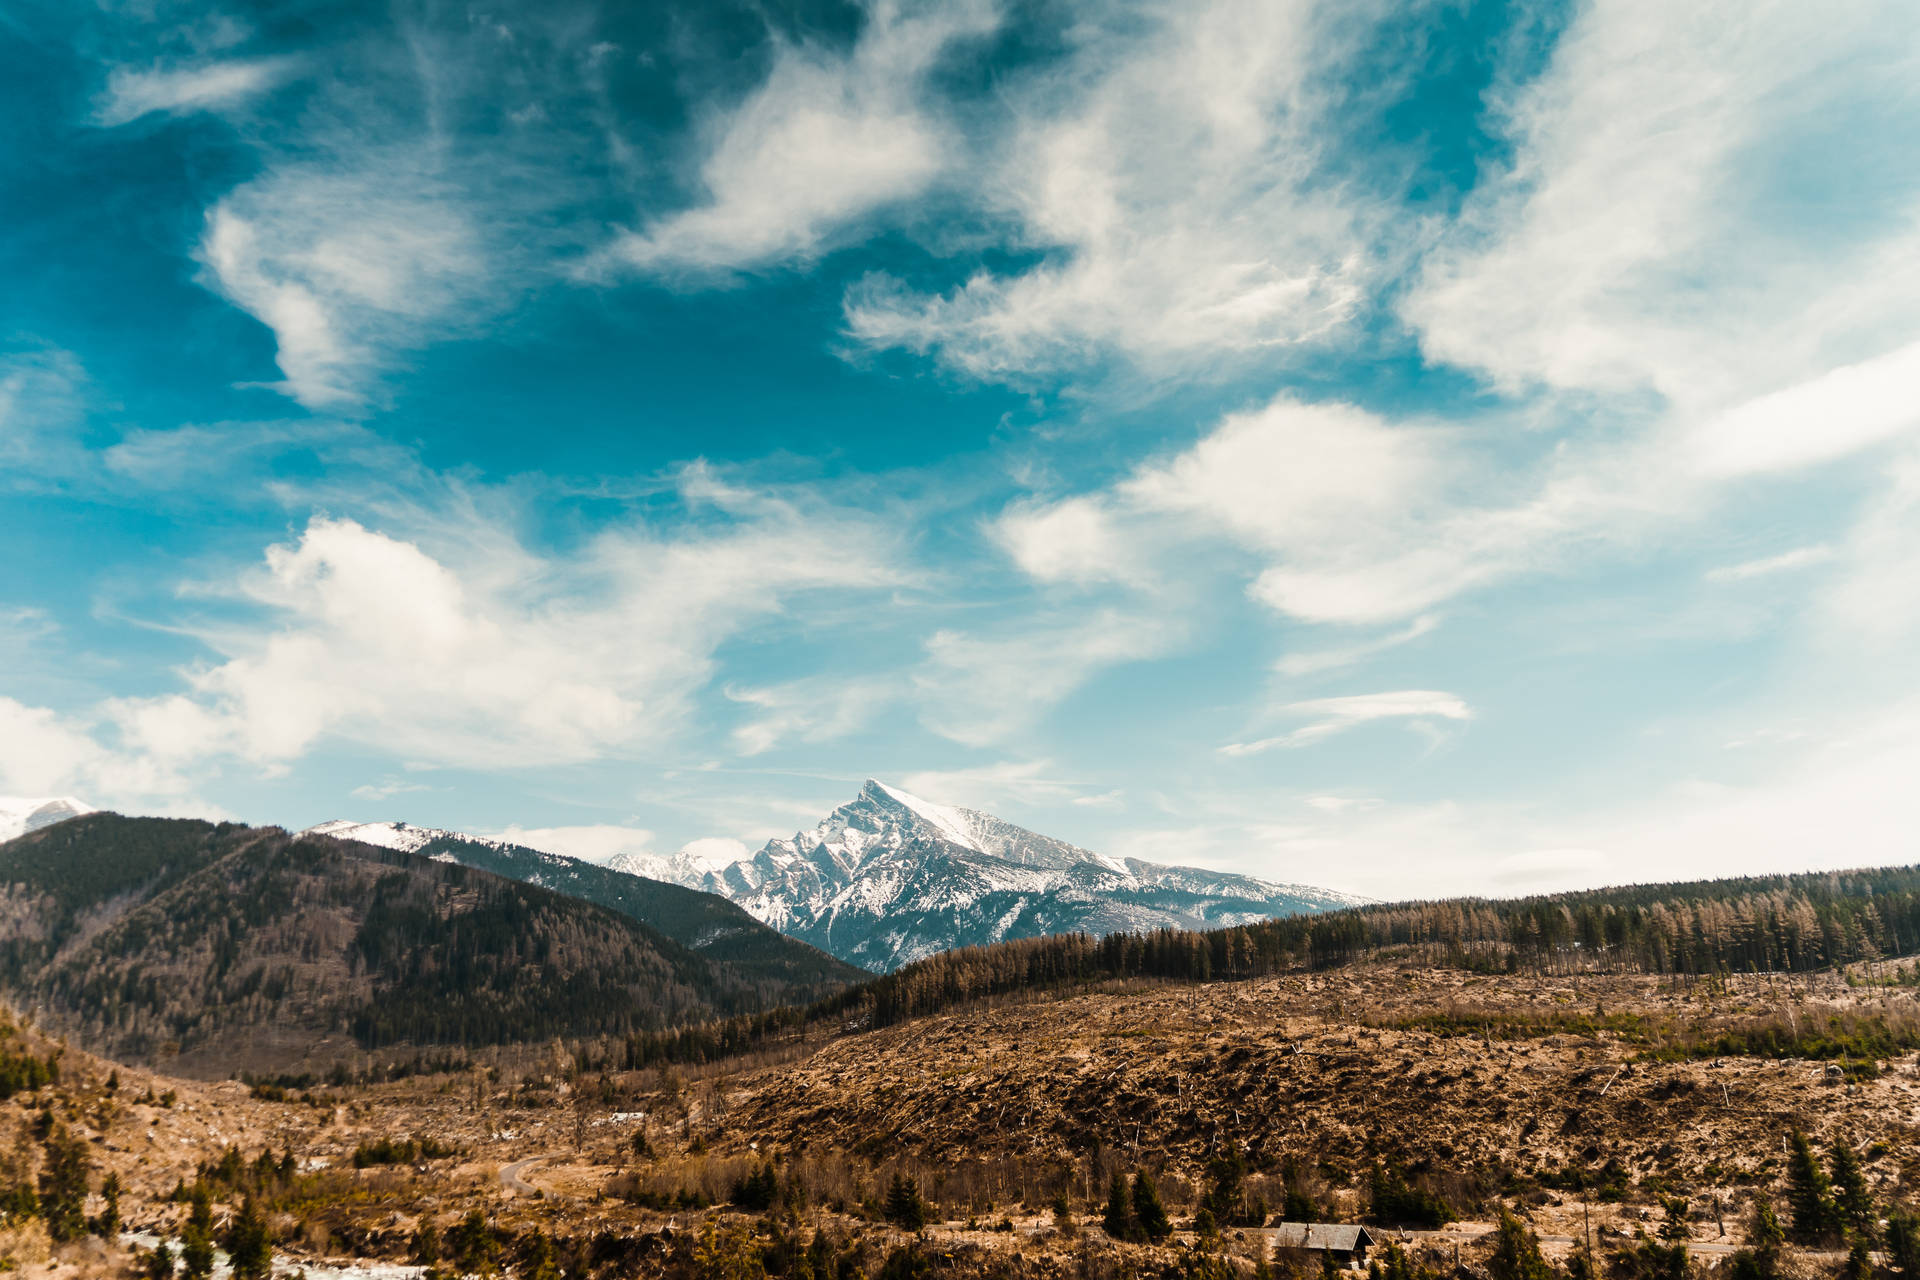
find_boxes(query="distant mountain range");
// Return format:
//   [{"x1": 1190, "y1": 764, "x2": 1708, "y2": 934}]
[
  {"x1": 0, "y1": 814, "x2": 859, "y2": 1074},
  {"x1": 576, "y1": 780, "x2": 1365, "y2": 971}
]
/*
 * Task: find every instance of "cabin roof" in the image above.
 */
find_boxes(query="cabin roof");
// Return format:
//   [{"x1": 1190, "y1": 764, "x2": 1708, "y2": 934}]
[{"x1": 1269, "y1": 1223, "x2": 1377, "y2": 1251}]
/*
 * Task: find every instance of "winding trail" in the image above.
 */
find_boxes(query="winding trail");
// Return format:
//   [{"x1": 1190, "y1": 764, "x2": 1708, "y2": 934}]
[{"x1": 499, "y1": 1154, "x2": 552, "y2": 1196}]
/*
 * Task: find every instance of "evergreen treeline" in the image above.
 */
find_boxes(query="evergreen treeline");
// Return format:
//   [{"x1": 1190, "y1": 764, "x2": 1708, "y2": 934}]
[{"x1": 624, "y1": 862, "x2": 1920, "y2": 1065}]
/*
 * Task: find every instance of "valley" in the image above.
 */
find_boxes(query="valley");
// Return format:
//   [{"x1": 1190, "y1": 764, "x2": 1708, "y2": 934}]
[
  {"x1": 5, "y1": 809, "x2": 1920, "y2": 1278},
  {"x1": 6, "y1": 956, "x2": 1920, "y2": 1277}
]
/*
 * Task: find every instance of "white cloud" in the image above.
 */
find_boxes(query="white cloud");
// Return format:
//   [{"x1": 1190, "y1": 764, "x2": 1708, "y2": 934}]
[
  {"x1": 197, "y1": 165, "x2": 486, "y2": 408},
  {"x1": 0, "y1": 696, "x2": 224, "y2": 811},
  {"x1": 991, "y1": 495, "x2": 1145, "y2": 587},
  {"x1": 1816, "y1": 449, "x2": 1920, "y2": 651},
  {"x1": 0, "y1": 348, "x2": 88, "y2": 481},
  {"x1": 94, "y1": 57, "x2": 295, "y2": 126},
  {"x1": 844, "y1": 0, "x2": 1379, "y2": 379},
  {"x1": 678, "y1": 835, "x2": 752, "y2": 867},
  {"x1": 1704, "y1": 546, "x2": 1835, "y2": 583},
  {"x1": 106, "y1": 475, "x2": 906, "y2": 773},
  {"x1": 724, "y1": 675, "x2": 903, "y2": 756},
  {"x1": 1220, "y1": 689, "x2": 1471, "y2": 755},
  {"x1": 1275, "y1": 614, "x2": 1439, "y2": 677},
  {"x1": 1404, "y1": 0, "x2": 1920, "y2": 413},
  {"x1": 1124, "y1": 398, "x2": 1440, "y2": 557},
  {"x1": 1139, "y1": 690, "x2": 1920, "y2": 899},
  {"x1": 992, "y1": 395, "x2": 1556, "y2": 626},
  {"x1": 893, "y1": 759, "x2": 1103, "y2": 814},
  {"x1": 914, "y1": 609, "x2": 1180, "y2": 746},
  {"x1": 603, "y1": 0, "x2": 997, "y2": 274},
  {"x1": 349, "y1": 778, "x2": 430, "y2": 802},
  {"x1": 1683, "y1": 337, "x2": 1920, "y2": 476},
  {"x1": 0, "y1": 699, "x2": 114, "y2": 796}
]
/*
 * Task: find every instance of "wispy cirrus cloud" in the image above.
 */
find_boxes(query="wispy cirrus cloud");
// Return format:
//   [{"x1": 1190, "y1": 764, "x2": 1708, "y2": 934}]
[
  {"x1": 844, "y1": 0, "x2": 1384, "y2": 381},
  {"x1": 599, "y1": 0, "x2": 997, "y2": 276},
  {"x1": 1220, "y1": 689, "x2": 1471, "y2": 756},
  {"x1": 93, "y1": 56, "x2": 297, "y2": 126},
  {"x1": 1703, "y1": 546, "x2": 1835, "y2": 584},
  {"x1": 197, "y1": 163, "x2": 488, "y2": 409},
  {"x1": 1404, "y1": 0, "x2": 1920, "y2": 416},
  {"x1": 913, "y1": 608, "x2": 1182, "y2": 747}
]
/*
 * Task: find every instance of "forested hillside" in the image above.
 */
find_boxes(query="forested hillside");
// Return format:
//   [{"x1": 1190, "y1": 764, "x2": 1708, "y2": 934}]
[
  {"x1": 407, "y1": 833, "x2": 864, "y2": 993},
  {"x1": 629, "y1": 862, "x2": 1920, "y2": 1063},
  {"x1": 0, "y1": 815, "x2": 852, "y2": 1074}
]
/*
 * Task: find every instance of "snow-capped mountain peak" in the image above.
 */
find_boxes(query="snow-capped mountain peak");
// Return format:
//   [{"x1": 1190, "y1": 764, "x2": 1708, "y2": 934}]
[
  {"x1": 862, "y1": 779, "x2": 987, "y2": 853},
  {"x1": 0, "y1": 796, "x2": 94, "y2": 843},
  {"x1": 637, "y1": 779, "x2": 1368, "y2": 972},
  {"x1": 297, "y1": 782, "x2": 1368, "y2": 976},
  {"x1": 299, "y1": 818, "x2": 529, "y2": 864}
]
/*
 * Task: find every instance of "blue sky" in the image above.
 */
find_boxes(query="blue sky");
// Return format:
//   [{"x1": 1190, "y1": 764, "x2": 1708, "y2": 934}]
[{"x1": 3, "y1": 0, "x2": 1919, "y2": 897}]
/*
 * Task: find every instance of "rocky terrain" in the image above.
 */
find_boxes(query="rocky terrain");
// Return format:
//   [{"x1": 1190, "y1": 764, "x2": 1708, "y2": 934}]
[{"x1": 7, "y1": 961, "x2": 1919, "y2": 1277}]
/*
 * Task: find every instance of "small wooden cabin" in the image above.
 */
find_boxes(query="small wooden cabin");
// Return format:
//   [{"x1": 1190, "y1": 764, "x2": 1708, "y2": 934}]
[{"x1": 1267, "y1": 1223, "x2": 1378, "y2": 1268}]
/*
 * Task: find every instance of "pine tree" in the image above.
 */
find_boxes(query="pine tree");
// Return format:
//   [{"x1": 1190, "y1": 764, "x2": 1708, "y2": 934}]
[
  {"x1": 224, "y1": 1194, "x2": 272, "y2": 1280},
  {"x1": 35, "y1": 1121, "x2": 88, "y2": 1243},
  {"x1": 449, "y1": 1209, "x2": 498, "y2": 1274},
  {"x1": 180, "y1": 1183, "x2": 216, "y2": 1280},
  {"x1": 1635, "y1": 1239, "x2": 1689, "y2": 1280},
  {"x1": 1050, "y1": 1191, "x2": 1076, "y2": 1237},
  {"x1": 1132, "y1": 1170, "x2": 1171, "y2": 1243},
  {"x1": 144, "y1": 1242, "x2": 176, "y2": 1280},
  {"x1": 412, "y1": 1219, "x2": 443, "y2": 1264},
  {"x1": 0, "y1": 1122, "x2": 37, "y2": 1222},
  {"x1": 1829, "y1": 1142, "x2": 1874, "y2": 1238},
  {"x1": 884, "y1": 1174, "x2": 928, "y2": 1233},
  {"x1": 1373, "y1": 1241, "x2": 1422, "y2": 1280},
  {"x1": 1888, "y1": 1207, "x2": 1920, "y2": 1275},
  {"x1": 1659, "y1": 1196, "x2": 1691, "y2": 1243},
  {"x1": 1202, "y1": 1151, "x2": 1247, "y2": 1225},
  {"x1": 1488, "y1": 1209, "x2": 1555, "y2": 1280},
  {"x1": 1103, "y1": 1171, "x2": 1133, "y2": 1240},
  {"x1": 93, "y1": 1171, "x2": 122, "y2": 1238},
  {"x1": 1841, "y1": 1234, "x2": 1873, "y2": 1280},
  {"x1": 1729, "y1": 1201, "x2": 1784, "y2": 1280},
  {"x1": 694, "y1": 1216, "x2": 767, "y2": 1280},
  {"x1": 1785, "y1": 1130, "x2": 1838, "y2": 1243},
  {"x1": 522, "y1": 1228, "x2": 561, "y2": 1280}
]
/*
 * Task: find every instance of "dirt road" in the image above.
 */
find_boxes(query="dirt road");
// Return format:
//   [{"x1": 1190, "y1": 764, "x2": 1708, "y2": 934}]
[{"x1": 499, "y1": 1155, "x2": 550, "y2": 1196}]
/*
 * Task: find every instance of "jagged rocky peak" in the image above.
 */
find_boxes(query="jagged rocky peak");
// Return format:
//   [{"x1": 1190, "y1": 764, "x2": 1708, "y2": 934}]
[
  {"x1": 696, "y1": 778, "x2": 1370, "y2": 972},
  {"x1": 797, "y1": 779, "x2": 1123, "y2": 873},
  {"x1": 296, "y1": 781, "x2": 1370, "y2": 975}
]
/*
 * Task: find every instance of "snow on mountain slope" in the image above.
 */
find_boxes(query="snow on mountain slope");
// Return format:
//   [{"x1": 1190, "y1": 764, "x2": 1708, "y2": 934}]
[
  {"x1": 299, "y1": 819, "x2": 520, "y2": 860},
  {"x1": 303, "y1": 782, "x2": 1368, "y2": 975},
  {"x1": 0, "y1": 796, "x2": 94, "y2": 843},
  {"x1": 624, "y1": 780, "x2": 1369, "y2": 972}
]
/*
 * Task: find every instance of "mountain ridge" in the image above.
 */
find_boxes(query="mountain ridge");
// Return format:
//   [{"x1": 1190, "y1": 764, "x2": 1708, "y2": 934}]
[
  {"x1": 0, "y1": 813, "x2": 859, "y2": 1075},
  {"x1": 609, "y1": 779, "x2": 1368, "y2": 971},
  {"x1": 302, "y1": 818, "x2": 864, "y2": 991}
]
